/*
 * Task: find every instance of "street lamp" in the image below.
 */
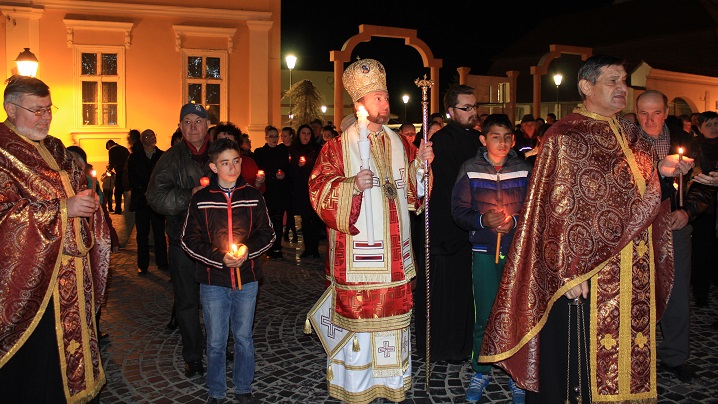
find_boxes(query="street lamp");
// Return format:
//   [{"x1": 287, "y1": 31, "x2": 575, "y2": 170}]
[
  {"x1": 553, "y1": 73, "x2": 563, "y2": 118},
  {"x1": 402, "y1": 94, "x2": 409, "y2": 122},
  {"x1": 286, "y1": 55, "x2": 297, "y2": 122},
  {"x1": 15, "y1": 48, "x2": 39, "y2": 77}
]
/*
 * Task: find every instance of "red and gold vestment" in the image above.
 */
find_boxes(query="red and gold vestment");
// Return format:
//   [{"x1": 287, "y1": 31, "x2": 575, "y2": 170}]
[
  {"x1": 0, "y1": 121, "x2": 111, "y2": 403},
  {"x1": 479, "y1": 109, "x2": 673, "y2": 403}
]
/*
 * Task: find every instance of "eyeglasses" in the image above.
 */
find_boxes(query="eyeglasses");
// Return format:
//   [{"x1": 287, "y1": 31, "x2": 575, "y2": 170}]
[
  {"x1": 453, "y1": 103, "x2": 480, "y2": 112},
  {"x1": 11, "y1": 103, "x2": 58, "y2": 116}
]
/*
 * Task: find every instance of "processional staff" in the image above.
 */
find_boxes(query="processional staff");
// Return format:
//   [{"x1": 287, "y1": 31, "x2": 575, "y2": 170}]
[{"x1": 415, "y1": 75, "x2": 433, "y2": 387}]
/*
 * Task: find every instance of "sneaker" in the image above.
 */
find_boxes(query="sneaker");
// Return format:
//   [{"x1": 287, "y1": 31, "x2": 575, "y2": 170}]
[
  {"x1": 508, "y1": 378, "x2": 526, "y2": 404},
  {"x1": 466, "y1": 373, "x2": 490, "y2": 402},
  {"x1": 236, "y1": 392, "x2": 258, "y2": 404}
]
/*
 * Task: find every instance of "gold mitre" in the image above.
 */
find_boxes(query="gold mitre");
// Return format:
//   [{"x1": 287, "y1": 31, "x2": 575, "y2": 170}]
[{"x1": 343, "y1": 59, "x2": 387, "y2": 102}]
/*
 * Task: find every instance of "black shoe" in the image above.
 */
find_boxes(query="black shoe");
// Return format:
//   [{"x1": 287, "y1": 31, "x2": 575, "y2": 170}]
[
  {"x1": 184, "y1": 360, "x2": 204, "y2": 377},
  {"x1": 236, "y1": 393, "x2": 258, "y2": 404},
  {"x1": 283, "y1": 232, "x2": 290, "y2": 242},
  {"x1": 660, "y1": 363, "x2": 697, "y2": 383},
  {"x1": 98, "y1": 331, "x2": 109, "y2": 340},
  {"x1": 158, "y1": 265, "x2": 168, "y2": 272},
  {"x1": 166, "y1": 318, "x2": 177, "y2": 330},
  {"x1": 206, "y1": 397, "x2": 224, "y2": 404},
  {"x1": 138, "y1": 268, "x2": 147, "y2": 275}
]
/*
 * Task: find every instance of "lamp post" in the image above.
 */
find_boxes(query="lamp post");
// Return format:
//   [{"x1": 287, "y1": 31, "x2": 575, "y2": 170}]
[
  {"x1": 553, "y1": 73, "x2": 563, "y2": 118},
  {"x1": 402, "y1": 94, "x2": 409, "y2": 122},
  {"x1": 15, "y1": 48, "x2": 39, "y2": 77},
  {"x1": 286, "y1": 55, "x2": 297, "y2": 122}
]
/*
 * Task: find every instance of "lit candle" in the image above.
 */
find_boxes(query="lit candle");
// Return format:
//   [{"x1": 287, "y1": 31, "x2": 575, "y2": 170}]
[
  {"x1": 200, "y1": 176, "x2": 210, "y2": 187},
  {"x1": 678, "y1": 147, "x2": 684, "y2": 208},
  {"x1": 257, "y1": 169, "x2": 265, "y2": 178},
  {"x1": 230, "y1": 243, "x2": 242, "y2": 290},
  {"x1": 91, "y1": 169, "x2": 97, "y2": 193},
  {"x1": 356, "y1": 105, "x2": 374, "y2": 245},
  {"x1": 299, "y1": 156, "x2": 306, "y2": 165}
]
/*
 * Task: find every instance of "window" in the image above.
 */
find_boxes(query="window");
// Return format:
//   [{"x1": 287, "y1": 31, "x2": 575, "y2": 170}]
[
  {"x1": 182, "y1": 50, "x2": 227, "y2": 124},
  {"x1": 74, "y1": 46, "x2": 125, "y2": 127}
]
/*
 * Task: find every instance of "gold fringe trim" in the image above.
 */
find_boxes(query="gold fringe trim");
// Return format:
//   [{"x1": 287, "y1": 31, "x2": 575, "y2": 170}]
[
  {"x1": 353, "y1": 335, "x2": 360, "y2": 352},
  {"x1": 327, "y1": 364, "x2": 334, "y2": 382},
  {"x1": 304, "y1": 316, "x2": 312, "y2": 334}
]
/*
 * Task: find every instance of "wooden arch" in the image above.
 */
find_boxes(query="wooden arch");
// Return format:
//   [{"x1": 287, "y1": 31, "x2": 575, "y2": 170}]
[
  {"x1": 330, "y1": 24, "x2": 443, "y2": 127},
  {"x1": 530, "y1": 44, "x2": 593, "y2": 117}
]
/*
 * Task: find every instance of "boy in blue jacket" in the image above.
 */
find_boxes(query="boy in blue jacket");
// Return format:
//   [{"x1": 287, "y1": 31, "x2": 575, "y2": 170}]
[
  {"x1": 181, "y1": 138, "x2": 275, "y2": 404},
  {"x1": 451, "y1": 114, "x2": 532, "y2": 403}
]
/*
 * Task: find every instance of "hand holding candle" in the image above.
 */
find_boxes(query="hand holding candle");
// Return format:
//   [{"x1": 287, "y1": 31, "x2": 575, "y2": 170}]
[{"x1": 230, "y1": 243, "x2": 247, "y2": 290}]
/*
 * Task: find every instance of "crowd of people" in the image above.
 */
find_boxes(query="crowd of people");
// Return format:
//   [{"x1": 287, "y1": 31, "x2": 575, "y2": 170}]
[{"x1": 2, "y1": 53, "x2": 717, "y2": 404}]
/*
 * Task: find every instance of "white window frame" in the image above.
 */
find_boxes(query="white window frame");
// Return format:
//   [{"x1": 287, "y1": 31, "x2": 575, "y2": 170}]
[
  {"x1": 73, "y1": 45, "x2": 126, "y2": 128},
  {"x1": 181, "y1": 49, "x2": 228, "y2": 124}
]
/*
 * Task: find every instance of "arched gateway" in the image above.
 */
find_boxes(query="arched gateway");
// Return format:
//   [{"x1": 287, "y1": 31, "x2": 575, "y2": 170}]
[{"x1": 330, "y1": 24, "x2": 443, "y2": 127}]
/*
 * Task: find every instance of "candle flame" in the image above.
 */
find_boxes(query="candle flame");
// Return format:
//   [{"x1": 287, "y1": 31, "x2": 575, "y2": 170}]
[
  {"x1": 231, "y1": 243, "x2": 238, "y2": 253},
  {"x1": 91, "y1": 169, "x2": 97, "y2": 177},
  {"x1": 357, "y1": 105, "x2": 368, "y2": 121}
]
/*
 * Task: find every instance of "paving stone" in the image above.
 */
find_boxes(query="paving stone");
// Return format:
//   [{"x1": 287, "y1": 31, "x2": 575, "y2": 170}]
[{"x1": 98, "y1": 217, "x2": 718, "y2": 403}]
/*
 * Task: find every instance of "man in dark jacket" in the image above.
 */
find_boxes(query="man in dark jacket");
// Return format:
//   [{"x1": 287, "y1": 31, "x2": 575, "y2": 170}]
[
  {"x1": 128, "y1": 129, "x2": 167, "y2": 275},
  {"x1": 106, "y1": 139, "x2": 130, "y2": 213},
  {"x1": 146, "y1": 103, "x2": 212, "y2": 378},
  {"x1": 414, "y1": 84, "x2": 482, "y2": 362}
]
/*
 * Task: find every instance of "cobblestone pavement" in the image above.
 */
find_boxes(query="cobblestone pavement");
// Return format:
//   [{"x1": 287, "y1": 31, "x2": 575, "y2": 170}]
[{"x1": 98, "y1": 213, "x2": 718, "y2": 403}]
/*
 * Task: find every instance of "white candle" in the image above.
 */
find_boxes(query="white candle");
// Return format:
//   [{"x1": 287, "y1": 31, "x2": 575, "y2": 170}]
[
  {"x1": 91, "y1": 169, "x2": 97, "y2": 193},
  {"x1": 678, "y1": 147, "x2": 684, "y2": 208},
  {"x1": 356, "y1": 106, "x2": 374, "y2": 245}
]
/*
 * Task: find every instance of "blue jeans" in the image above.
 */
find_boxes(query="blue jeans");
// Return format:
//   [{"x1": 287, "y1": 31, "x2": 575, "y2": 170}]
[{"x1": 201, "y1": 282, "x2": 258, "y2": 398}]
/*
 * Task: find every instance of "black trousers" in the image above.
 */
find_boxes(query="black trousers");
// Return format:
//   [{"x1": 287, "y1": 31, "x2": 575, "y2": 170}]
[
  {"x1": 267, "y1": 205, "x2": 284, "y2": 254},
  {"x1": 113, "y1": 171, "x2": 125, "y2": 212},
  {"x1": 168, "y1": 240, "x2": 205, "y2": 362},
  {"x1": 135, "y1": 205, "x2": 168, "y2": 270},
  {"x1": 690, "y1": 212, "x2": 717, "y2": 306},
  {"x1": 300, "y1": 211, "x2": 322, "y2": 254},
  {"x1": 658, "y1": 225, "x2": 692, "y2": 366},
  {"x1": 526, "y1": 295, "x2": 591, "y2": 404},
  {"x1": 0, "y1": 299, "x2": 66, "y2": 402}
]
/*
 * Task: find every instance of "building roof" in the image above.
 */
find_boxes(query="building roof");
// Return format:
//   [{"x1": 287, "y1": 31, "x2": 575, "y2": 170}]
[{"x1": 486, "y1": 0, "x2": 718, "y2": 102}]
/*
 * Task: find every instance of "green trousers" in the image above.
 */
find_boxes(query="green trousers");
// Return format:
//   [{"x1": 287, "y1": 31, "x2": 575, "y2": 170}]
[{"x1": 471, "y1": 251, "x2": 506, "y2": 373}]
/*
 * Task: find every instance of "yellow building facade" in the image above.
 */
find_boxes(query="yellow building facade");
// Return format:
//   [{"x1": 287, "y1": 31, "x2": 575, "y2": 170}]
[{"x1": 1, "y1": 0, "x2": 281, "y2": 168}]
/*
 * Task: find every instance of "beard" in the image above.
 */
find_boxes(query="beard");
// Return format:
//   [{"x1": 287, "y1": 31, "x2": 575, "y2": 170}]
[
  {"x1": 15, "y1": 121, "x2": 50, "y2": 141},
  {"x1": 370, "y1": 109, "x2": 390, "y2": 125}
]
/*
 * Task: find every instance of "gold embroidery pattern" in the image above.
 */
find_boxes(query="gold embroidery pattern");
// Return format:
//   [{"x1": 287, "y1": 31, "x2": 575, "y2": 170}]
[{"x1": 600, "y1": 334, "x2": 617, "y2": 350}]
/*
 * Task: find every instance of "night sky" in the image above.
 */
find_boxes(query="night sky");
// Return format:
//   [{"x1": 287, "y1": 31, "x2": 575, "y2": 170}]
[{"x1": 281, "y1": 0, "x2": 616, "y2": 122}]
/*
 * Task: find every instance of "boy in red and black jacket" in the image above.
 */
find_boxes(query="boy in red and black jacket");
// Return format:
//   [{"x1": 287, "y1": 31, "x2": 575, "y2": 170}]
[{"x1": 181, "y1": 138, "x2": 274, "y2": 404}]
